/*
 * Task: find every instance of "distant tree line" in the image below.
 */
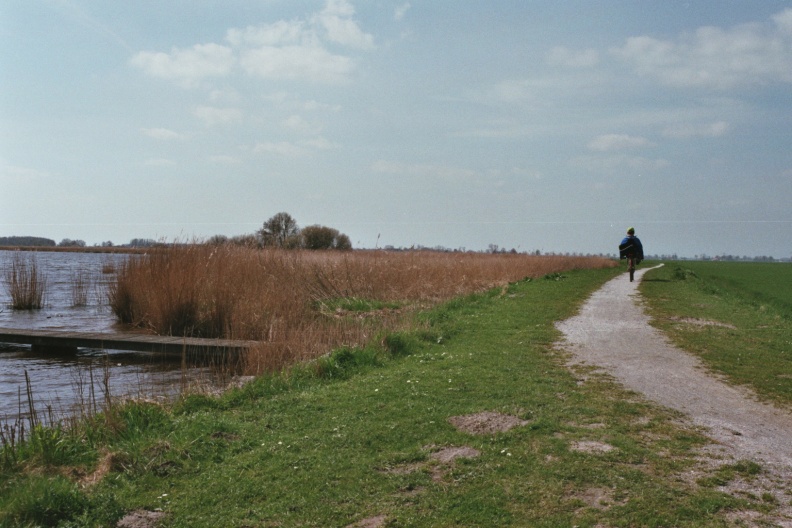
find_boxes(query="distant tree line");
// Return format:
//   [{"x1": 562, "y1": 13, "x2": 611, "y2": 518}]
[
  {"x1": 0, "y1": 236, "x2": 160, "y2": 249},
  {"x1": 0, "y1": 236, "x2": 56, "y2": 247},
  {"x1": 58, "y1": 238, "x2": 86, "y2": 247},
  {"x1": 205, "y1": 212, "x2": 352, "y2": 251}
]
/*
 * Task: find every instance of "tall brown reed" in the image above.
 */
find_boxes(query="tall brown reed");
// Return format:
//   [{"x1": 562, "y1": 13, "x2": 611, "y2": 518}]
[
  {"x1": 70, "y1": 268, "x2": 93, "y2": 307},
  {"x1": 3, "y1": 253, "x2": 47, "y2": 309},
  {"x1": 108, "y1": 245, "x2": 616, "y2": 373}
]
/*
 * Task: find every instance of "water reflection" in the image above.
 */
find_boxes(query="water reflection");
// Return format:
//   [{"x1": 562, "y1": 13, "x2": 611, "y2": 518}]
[{"x1": 0, "y1": 250, "x2": 230, "y2": 421}]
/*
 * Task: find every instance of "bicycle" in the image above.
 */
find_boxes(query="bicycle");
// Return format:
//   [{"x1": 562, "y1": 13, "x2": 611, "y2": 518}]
[
  {"x1": 626, "y1": 255, "x2": 637, "y2": 282},
  {"x1": 619, "y1": 230, "x2": 643, "y2": 282}
]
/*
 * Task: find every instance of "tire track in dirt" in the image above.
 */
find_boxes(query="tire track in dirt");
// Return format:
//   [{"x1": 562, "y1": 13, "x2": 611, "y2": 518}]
[{"x1": 556, "y1": 264, "x2": 792, "y2": 521}]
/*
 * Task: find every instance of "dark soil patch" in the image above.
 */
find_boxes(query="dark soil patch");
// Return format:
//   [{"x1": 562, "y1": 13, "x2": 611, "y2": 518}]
[{"x1": 447, "y1": 411, "x2": 529, "y2": 435}]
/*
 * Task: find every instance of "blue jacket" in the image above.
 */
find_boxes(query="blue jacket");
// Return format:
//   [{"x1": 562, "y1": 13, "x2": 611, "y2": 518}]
[{"x1": 619, "y1": 235, "x2": 643, "y2": 260}]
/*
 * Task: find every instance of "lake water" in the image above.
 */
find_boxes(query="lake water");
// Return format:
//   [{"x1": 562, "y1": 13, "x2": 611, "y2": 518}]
[{"x1": 0, "y1": 250, "x2": 230, "y2": 422}]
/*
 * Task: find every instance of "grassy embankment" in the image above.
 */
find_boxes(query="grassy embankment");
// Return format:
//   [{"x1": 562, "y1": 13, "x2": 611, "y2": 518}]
[
  {"x1": 641, "y1": 261, "x2": 792, "y2": 407},
  {"x1": 1, "y1": 253, "x2": 783, "y2": 526}
]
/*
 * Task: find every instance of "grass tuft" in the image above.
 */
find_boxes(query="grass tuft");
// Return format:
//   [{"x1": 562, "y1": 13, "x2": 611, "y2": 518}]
[
  {"x1": 2, "y1": 253, "x2": 47, "y2": 309},
  {"x1": 671, "y1": 266, "x2": 698, "y2": 281},
  {"x1": 70, "y1": 268, "x2": 93, "y2": 307}
]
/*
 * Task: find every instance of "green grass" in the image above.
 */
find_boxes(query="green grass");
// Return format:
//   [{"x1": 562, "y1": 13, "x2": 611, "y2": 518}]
[
  {"x1": 316, "y1": 296, "x2": 403, "y2": 313},
  {"x1": 641, "y1": 261, "x2": 792, "y2": 406},
  {"x1": 2, "y1": 265, "x2": 778, "y2": 527}
]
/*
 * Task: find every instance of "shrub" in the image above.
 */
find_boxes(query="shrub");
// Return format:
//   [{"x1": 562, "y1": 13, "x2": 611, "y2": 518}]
[
  {"x1": 672, "y1": 266, "x2": 698, "y2": 281},
  {"x1": 383, "y1": 332, "x2": 421, "y2": 357},
  {"x1": 301, "y1": 225, "x2": 353, "y2": 250},
  {"x1": 3, "y1": 253, "x2": 47, "y2": 309}
]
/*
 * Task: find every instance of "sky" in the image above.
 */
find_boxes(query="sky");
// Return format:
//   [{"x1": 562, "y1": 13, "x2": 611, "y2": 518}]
[{"x1": 2, "y1": 1, "x2": 791, "y2": 258}]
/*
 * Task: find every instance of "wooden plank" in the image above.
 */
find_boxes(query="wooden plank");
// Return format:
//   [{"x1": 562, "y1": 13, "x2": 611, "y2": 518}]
[{"x1": 0, "y1": 327, "x2": 259, "y2": 355}]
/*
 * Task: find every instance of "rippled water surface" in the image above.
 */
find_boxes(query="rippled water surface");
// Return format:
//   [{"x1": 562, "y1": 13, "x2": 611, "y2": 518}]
[{"x1": 0, "y1": 250, "x2": 227, "y2": 421}]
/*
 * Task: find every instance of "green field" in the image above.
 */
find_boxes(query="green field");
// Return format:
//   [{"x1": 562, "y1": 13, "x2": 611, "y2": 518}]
[
  {"x1": 671, "y1": 261, "x2": 792, "y2": 311},
  {"x1": 642, "y1": 261, "x2": 792, "y2": 406}
]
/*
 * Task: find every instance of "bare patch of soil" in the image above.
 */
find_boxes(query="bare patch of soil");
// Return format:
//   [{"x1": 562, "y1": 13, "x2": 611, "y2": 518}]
[
  {"x1": 346, "y1": 514, "x2": 388, "y2": 528},
  {"x1": 570, "y1": 440, "x2": 615, "y2": 454},
  {"x1": 669, "y1": 316, "x2": 736, "y2": 329},
  {"x1": 428, "y1": 445, "x2": 481, "y2": 464},
  {"x1": 568, "y1": 486, "x2": 623, "y2": 510},
  {"x1": 447, "y1": 411, "x2": 529, "y2": 435},
  {"x1": 381, "y1": 445, "x2": 481, "y2": 484},
  {"x1": 116, "y1": 510, "x2": 165, "y2": 528}
]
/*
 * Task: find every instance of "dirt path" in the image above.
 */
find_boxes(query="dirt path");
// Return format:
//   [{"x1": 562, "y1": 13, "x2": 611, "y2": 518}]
[{"x1": 556, "y1": 265, "x2": 792, "y2": 522}]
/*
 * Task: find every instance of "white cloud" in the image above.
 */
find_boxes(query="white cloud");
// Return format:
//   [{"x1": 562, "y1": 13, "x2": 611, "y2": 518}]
[
  {"x1": 547, "y1": 46, "x2": 599, "y2": 68},
  {"x1": 226, "y1": 20, "x2": 307, "y2": 47},
  {"x1": 235, "y1": 1, "x2": 368, "y2": 83},
  {"x1": 321, "y1": 0, "x2": 355, "y2": 18},
  {"x1": 483, "y1": 79, "x2": 543, "y2": 105},
  {"x1": 587, "y1": 134, "x2": 652, "y2": 152},
  {"x1": 132, "y1": 0, "x2": 372, "y2": 87},
  {"x1": 313, "y1": 0, "x2": 375, "y2": 50},
  {"x1": 572, "y1": 154, "x2": 668, "y2": 173},
  {"x1": 303, "y1": 137, "x2": 336, "y2": 150},
  {"x1": 193, "y1": 106, "x2": 243, "y2": 126},
  {"x1": 130, "y1": 43, "x2": 234, "y2": 86},
  {"x1": 209, "y1": 88, "x2": 242, "y2": 104},
  {"x1": 773, "y1": 8, "x2": 792, "y2": 35},
  {"x1": 281, "y1": 115, "x2": 322, "y2": 135},
  {"x1": 394, "y1": 3, "x2": 411, "y2": 22},
  {"x1": 612, "y1": 10, "x2": 792, "y2": 88},
  {"x1": 141, "y1": 128, "x2": 186, "y2": 140},
  {"x1": 239, "y1": 44, "x2": 355, "y2": 83},
  {"x1": 662, "y1": 121, "x2": 730, "y2": 139}
]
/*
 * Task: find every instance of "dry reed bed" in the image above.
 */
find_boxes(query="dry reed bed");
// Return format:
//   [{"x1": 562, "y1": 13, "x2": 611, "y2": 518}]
[
  {"x1": 2, "y1": 253, "x2": 47, "y2": 310},
  {"x1": 108, "y1": 246, "x2": 615, "y2": 372}
]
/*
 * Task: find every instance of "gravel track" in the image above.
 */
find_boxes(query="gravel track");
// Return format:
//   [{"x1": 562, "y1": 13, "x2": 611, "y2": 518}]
[{"x1": 556, "y1": 264, "x2": 792, "y2": 523}]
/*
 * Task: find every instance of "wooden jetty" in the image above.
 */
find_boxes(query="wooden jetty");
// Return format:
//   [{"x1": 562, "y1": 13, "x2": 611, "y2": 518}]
[{"x1": 0, "y1": 327, "x2": 258, "y2": 355}]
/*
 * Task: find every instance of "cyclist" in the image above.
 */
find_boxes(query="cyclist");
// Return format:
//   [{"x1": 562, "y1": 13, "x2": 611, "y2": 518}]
[{"x1": 619, "y1": 227, "x2": 644, "y2": 282}]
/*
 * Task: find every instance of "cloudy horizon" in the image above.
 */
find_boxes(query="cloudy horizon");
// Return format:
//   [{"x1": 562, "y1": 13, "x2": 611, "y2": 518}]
[{"x1": 2, "y1": 1, "x2": 791, "y2": 258}]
